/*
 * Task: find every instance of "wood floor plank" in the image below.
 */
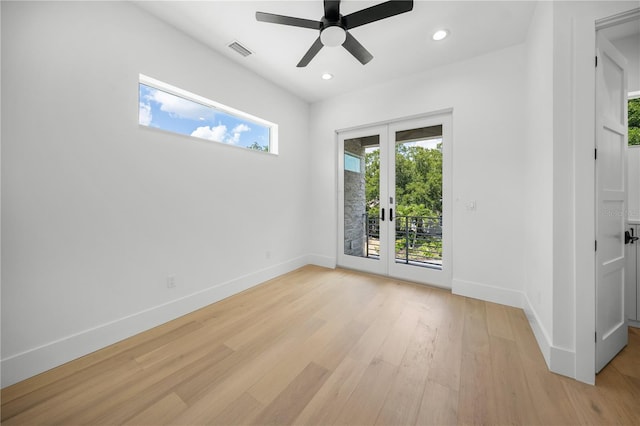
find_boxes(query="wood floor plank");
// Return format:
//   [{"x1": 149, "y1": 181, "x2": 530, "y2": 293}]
[
  {"x1": 485, "y1": 301, "x2": 515, "y2": 341},
  {"x1": 209, "y1": 392, "x2": 264, "y2": 426},
  {"x1": 520, "y1": 361, "x2": 580, "y2": 425},
  {"x1": 415, "y1": 379, "x2": 458, "y2": 426},
  {"x1": 312, "y1": 320, "x2": 368, "y2": 371},
  {"x1": 168, "y1": 317, "x2": 326, "y2": 424},
  {"x1": 333, "y1": 357, "x2": 397, "y2": 425},
  {"x1": 250, "y1": 362, "x2": 330, "y2": 425},
  {"x1": 3, "y1": 266, "x2": 639, "y2": 426},
  {"x1": 293, "y1": 356, "x2": 369, "y2": 425},
  {"x1": 375, "y1": 304, "x2": 421, "y2": 366},
  {"x1": 247, "y1": 318, "x2": 344, "y2": 405},
  {"x1": 426, "y1": 293, "x2": 464, "y2": 391},
  {"x1": 462, "y1": 297, "x2": 490, "y2": 356},
  {"x1": 457, "y1": 351, "x2": 497, "y2": 425},
  {"x1": 594, "y1": 364, "x2": 640, "y2": 425},
  {"x1": 123, "y1": 392, "x2": 187, "y2": 426},
  {"x1": 374, "y1": 320, "x2": 437, "y2": 426},
  {"x1": 489, "y1": 335, "x2": 541, "y2": 425}
]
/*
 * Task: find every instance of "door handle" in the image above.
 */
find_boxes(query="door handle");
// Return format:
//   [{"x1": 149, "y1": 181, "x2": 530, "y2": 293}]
[{"x1": 626, "y1": 228, "x2": 639, "y2": 244}]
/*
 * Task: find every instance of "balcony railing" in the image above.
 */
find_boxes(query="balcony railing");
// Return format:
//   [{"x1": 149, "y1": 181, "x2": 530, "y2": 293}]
[{"x1": 365, "y1": 213, "x2": 442, "y2": 268}]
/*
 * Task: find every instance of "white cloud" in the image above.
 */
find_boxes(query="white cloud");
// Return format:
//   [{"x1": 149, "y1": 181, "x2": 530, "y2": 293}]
[
  {"x1": 191, "y1": 124, "x2": 228, "y2": 142},
  {"x1": 139, "y1": 102, "x2": 152, "y2": 126},
  {"x1": 146, "y1": 87, "x2": 215, "y2": 121},
  {"x1": 190, "y1": 122, "x2": 254, "y2": 145},
  {"x1": 232, "y1": 123, "x2": 250, "y2": 133}
]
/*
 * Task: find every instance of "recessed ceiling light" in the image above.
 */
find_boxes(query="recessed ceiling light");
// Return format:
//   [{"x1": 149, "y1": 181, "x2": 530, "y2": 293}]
[
  {"x1": 321, "y1": 73, "x2": 333, "y2": 80},
  {"x1": 432, "y1": 29, "x2": 449, "y2": 41}
]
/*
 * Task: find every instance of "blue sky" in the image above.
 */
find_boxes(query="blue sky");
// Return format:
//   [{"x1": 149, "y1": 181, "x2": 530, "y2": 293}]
[{"x1": 139, "y1": 84, "x2": 270, "y2": 150}]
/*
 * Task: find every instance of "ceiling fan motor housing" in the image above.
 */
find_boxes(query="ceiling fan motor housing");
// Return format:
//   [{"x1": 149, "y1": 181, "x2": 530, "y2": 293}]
[{"x1": 320, "y1": 16, "x2": 347, "y2": 47}]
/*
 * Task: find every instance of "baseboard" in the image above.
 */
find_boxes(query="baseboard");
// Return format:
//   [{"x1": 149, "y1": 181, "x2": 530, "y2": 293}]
[
  {"x1": 1, "y1": 255, "x2": 310, "y2": 388},
  {"x1": 522, "y1": 293, "x2": 552, "y2": 368},
  {"x1": 521, "y1": 293, "x2": 576, "y2": 378},
  {"x1": 452, "y1": 278, "x2": 524, "y2": 309},
  {"x1": 306, "y1": 254, "x2": 336, "y2": 269},
  {"x1": 550, "y1": 345, "x2": 576, "y2": 378}
]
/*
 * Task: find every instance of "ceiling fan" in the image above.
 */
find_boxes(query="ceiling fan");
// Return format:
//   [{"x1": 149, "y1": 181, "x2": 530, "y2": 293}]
[{"x1": 256, "y1": 0, "x2": 414, "y2": 67}]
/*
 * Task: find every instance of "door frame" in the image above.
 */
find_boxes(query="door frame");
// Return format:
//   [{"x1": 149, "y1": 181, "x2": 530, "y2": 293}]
[{"x1": 336, "y1": 109, "x2": 453, "y2": 288}]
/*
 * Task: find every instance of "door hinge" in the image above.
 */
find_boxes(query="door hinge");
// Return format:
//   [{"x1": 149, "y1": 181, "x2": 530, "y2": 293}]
[
  {"x1": 595, "y1": 240, "x2": 598, "y2": 251},
  {"x1": 595, "y1": 56, "x2": 598, "y2": 67},
  {"x1": 595, "y1": 332, "x2": 597, "y2": 342},
  {"x1": 595, "y1": 148, "x2": 597, "y2": 160}
]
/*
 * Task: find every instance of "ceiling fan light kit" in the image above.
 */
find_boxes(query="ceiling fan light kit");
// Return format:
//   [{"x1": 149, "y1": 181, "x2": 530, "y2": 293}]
[
  {"x1": 256, "y1": 0, "x2": 414, "y2": 67},
  {"x1": 320, "y1": 26, "x2": 347, "y2": 47}
]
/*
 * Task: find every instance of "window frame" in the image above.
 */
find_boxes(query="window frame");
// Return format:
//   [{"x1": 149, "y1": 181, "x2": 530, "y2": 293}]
[{"x1": 138, "y1": 74, "x2": 278, "y2": 154}]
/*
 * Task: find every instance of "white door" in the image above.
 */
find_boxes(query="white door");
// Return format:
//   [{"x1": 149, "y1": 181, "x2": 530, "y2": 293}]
[
  {"x1": 337, "y1": 113, "x2": 452, "y2": 288},
  {"x1": 338, "y1": 125, "x2": 389, "y2": 276},
  {"x1": 595, "y1": 32, "x2": 628, "y2": 373},
  {"x1": 387, "y1": 115, "x2": 452, "y2": 287}
]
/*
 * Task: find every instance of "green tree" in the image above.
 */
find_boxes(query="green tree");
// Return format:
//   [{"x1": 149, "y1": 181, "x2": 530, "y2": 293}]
[
  {"x1": 365, "y1": 142, "x2": 443, "y2": 218},
  {"x1": 248, "y1": 141, "x2": 268, "y2": 151},
  {"x1": 629, "y1": 98, "x2": 640, "y2": 146},
  {"x1": 365, "y1": 148, "x2": 381, "y2": 216}
]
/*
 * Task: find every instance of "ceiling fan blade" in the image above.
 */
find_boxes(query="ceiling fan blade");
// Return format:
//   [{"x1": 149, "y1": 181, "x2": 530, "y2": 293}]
[
  {"x1": 342, "y1": 32, "x2": 373, "y2": 65},
  {"x1": 297, "y1": 37, "x2": 324, "y2": 67},
  {"x1": 324, "y1": 0, "x2": 341, "y2": 21},
  {"x1": 344, "y1": 0, "x2": 413, "y2": 30},
  {"x1": 256, "y1": 12, "x2": 321, "y2": 30}
]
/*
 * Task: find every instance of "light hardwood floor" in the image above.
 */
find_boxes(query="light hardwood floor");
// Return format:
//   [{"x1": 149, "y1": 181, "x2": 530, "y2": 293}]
[{"x1": 2, "y1": 265, "x2": 639, "y2": 425}]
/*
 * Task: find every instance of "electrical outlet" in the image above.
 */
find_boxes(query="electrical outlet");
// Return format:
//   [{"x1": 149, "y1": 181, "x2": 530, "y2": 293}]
[{"x1": 167, "y1": 275, "x2": 176, "y2": 289}]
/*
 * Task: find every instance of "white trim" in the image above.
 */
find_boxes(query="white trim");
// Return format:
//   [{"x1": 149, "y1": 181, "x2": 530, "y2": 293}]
[
  {"x1": 0, "y1": 255, "x2": 310, "y2": 388},
  {"x1": 551, "y1": 346, "x2": 576, "y2": 378},
  {"x1": 595, "y1": 8, "x2": 640, "y2": 30},
  {"x1": 522, "y1": 293, "x2": 552, "y2": 367},
  {"x1": 629, "y1": 91, "x2": 640, "y2": 100},
  {"x1": 335, "y1": 108, "x2": 454, "y2": 135},
  {"x1": 306, "y1": 254, "x2": 337, "y2": 269},
  {"x1": 452, "y1": 279, "x2": 524, "y2": 309}
]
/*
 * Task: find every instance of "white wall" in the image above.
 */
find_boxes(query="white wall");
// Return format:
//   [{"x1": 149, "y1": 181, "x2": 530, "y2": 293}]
[
  {"x1": 309, "y1": 44, "x2": 527, "y2": 306},
  {"x1": 522, "y1": 1, "x2": 554, "y2": 367},
  {"x1": 1, "y1": 1, "x2": 310, "y2": 387}
]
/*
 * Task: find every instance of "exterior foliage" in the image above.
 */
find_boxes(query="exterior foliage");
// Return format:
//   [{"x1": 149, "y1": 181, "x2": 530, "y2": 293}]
[
  {"x1": 365, "y1": 143, "x2": 443, "y2": 217},
  {"x1": 630, "y1": 98, "x2": 640, "y2": 146}
]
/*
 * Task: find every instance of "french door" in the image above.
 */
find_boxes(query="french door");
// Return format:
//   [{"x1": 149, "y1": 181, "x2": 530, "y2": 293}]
[{"x1": 337, "y1": 113, "x2": 452, "y2": 288}]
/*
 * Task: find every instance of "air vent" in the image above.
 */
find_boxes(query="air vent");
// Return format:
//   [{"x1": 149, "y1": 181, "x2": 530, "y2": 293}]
[{"x1": 228, "y1": 41, "x2": 252, "y2": 57}]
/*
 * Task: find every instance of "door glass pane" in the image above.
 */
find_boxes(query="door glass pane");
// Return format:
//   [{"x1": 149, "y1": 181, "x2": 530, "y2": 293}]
[
  {"x1": 344, "y1": 135, "x2": 380, "y2": 259},
  {"x1": 395, "y1": 125, "x2": 443, "y2": 269}
]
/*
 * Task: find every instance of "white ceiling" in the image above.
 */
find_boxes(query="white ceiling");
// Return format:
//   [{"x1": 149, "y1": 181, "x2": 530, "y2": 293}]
[{"x1": 134, "y1": 1, "x2": 537, "y2": 103}]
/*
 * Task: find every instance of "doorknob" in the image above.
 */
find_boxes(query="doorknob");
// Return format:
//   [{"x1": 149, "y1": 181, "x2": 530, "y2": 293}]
[{"x1": 625, "y1": 228, "x2": 639, "y2": 244}]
